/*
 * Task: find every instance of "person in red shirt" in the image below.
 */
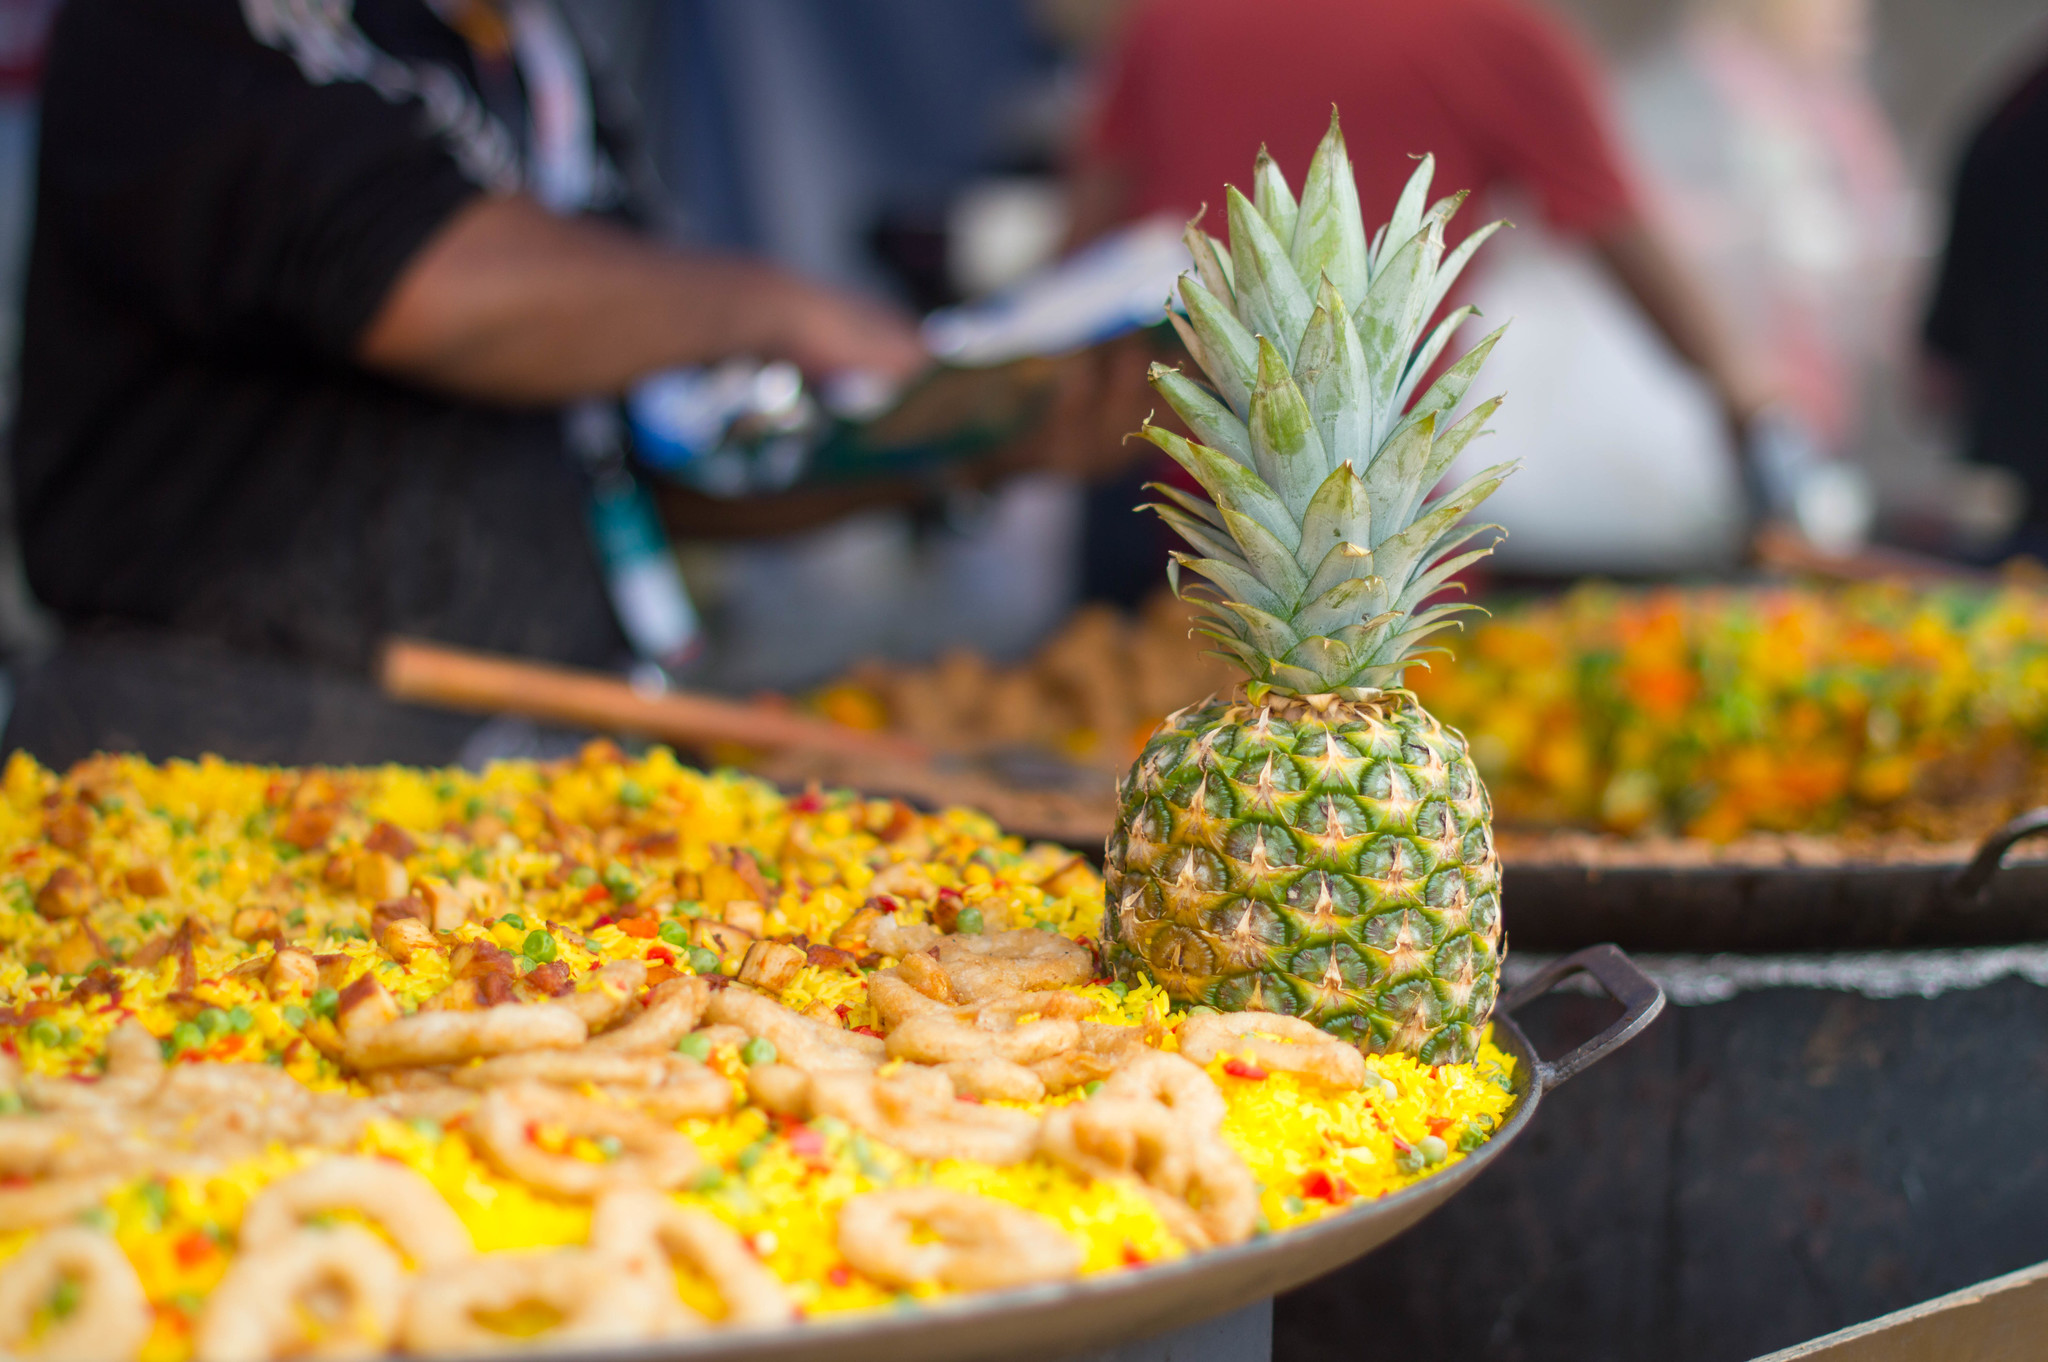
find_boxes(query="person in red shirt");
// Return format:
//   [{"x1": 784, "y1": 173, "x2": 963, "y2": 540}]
[{"x1": 1069, "y1": 0, "x2": 1769, "y2": 441}]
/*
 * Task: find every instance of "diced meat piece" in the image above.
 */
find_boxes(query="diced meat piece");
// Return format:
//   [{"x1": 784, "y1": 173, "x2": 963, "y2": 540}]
[
  {"x1": 278, "y1": 806, "x2": 338, "y2": 851},
  {"x1": 353, "y1": 852, "x2": 409, "y2": 902},
  {"x1": 737, "y1": 940, "x2": 805, "y2": 993},
  {"x1": 363, "y1": 821, "x2": 419, "y2": 859},
  {"x1": 34, "y1": 866, "x2": 92, "y2": 920},
  {"x1": 123, "y1": 863, "x2": 173, "y2": 898}
]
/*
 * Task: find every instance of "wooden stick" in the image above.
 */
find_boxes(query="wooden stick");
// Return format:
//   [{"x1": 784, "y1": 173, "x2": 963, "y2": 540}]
[{"x1": 378, "y1": 638, "x2": 931, "y2": 765}]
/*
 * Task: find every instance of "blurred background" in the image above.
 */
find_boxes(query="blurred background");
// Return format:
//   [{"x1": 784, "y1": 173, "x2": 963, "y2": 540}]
[{"x1": 1, "y1": 0, "x2": 2045, "y2": 771}]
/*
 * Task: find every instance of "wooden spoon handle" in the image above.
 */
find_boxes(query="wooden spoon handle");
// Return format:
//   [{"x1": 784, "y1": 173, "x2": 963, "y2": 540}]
[{"x1": 378, "y1": 638, "x2": 931, "y2": 766}]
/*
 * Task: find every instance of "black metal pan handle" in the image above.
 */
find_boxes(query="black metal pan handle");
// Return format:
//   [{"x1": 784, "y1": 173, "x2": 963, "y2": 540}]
[
  {"x1": 1498, "y1": 944, "x2": 1666, "y2": 1091},
  {"x1": 1948, "y1": 807, "x2": 2048, "y2": 907}
]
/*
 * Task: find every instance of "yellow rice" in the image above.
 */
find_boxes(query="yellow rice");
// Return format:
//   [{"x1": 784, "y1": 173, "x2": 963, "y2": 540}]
[{"x1": 0, "y1": 744, "x2": 1516, "y2": 1356}]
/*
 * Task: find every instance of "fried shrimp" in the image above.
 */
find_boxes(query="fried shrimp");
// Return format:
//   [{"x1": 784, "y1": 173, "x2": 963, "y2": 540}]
[
  {"x1": 588, "y1": 976, "x2": 709, "y2": 1052},
  {"x1": 342, "y1": 1003, "x2": 588, "y2": 1071},
  {"x1": 473, "y1": 1084, "x2": 702, "y2": 1196},
  {"x1": 401, "y1": 1249, "x2": 661, "y2": 1355},
  {"x1": 1177, "y1": 1011, "x2": 1367, "y2": 1089},
  {"x1": 236, "y1": 1157, "x2": 474, "y2": 1270},
  {"x1": 1097, "y1": 1050, "x2": 1227, "y2": 1131},
  {"x1": 1038, "y1": 1098, "x2": 1257, "y2": 1249},
  {"x1": 559, "y1": 960, "x2": 648, "y2": 1031},
  {"x1": 589, "y1": 1189, "x2": 794, "y2": 1331},
  {"x1": 929, "y1": 930, "x2": 1092, "y2": 1002},
  {"x1": 196, "y1": 1226, "x2": 406, "y2": 1362},
  {"x1": 0, "y1": 1226, "x2": 152, "y2": 1360},
  {"x1": 703, "y1": 986, "x2": 885, "y2": 1072},
  {"x1": 835, "y1": 1188, "x2": 1080, "y2": 1292}
]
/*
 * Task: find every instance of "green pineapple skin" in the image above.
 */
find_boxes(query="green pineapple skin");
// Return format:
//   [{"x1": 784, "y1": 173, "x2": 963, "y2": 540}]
[{"x1": 1105, "y1": 692, "x2": 1502, "y2": 1065}]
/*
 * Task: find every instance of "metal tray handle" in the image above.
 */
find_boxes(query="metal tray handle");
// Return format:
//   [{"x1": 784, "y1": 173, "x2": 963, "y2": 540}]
[
  {"x1": 1498, "y1": 944, "x2": 1666, "y2": 1091},
  {"x1": 1948, "y1": 807, "x2": 2048, "y2": 906}
]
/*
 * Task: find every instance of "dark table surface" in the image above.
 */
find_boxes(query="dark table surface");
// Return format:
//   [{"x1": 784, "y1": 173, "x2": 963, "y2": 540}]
[{"x1": 1279, "y1": 978, "x2": 2048, "y2": 1361}]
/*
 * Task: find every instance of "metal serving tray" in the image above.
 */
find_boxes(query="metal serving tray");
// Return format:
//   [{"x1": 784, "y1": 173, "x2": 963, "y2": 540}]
[
  {"x1": 1502, "y1": 809, "x2": 2048, "y2": 953},
  {"x1": 503, "y1": 945, "x2": 1663, "y2": 1362}
]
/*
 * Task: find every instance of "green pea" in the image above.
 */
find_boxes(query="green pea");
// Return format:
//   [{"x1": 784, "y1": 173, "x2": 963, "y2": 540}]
[
  {"x1": 406, "y1": 1117, "x2": 443, "y2": 1139},
  {"x1": 657, "y1": 920, "x2": 690, "y2": 949},
  {"x1": 25, "y1": 1019, "x2": 60, "y2": 1048},
  {"x1": 196, "y1": 1008, "x2": 229, "y2": 1039},
  {"x1": 678, "y1": 901, "x2": 705, "y2": 918},
  {"x1": 740, "y1": 1037, "x2": 778, "y2": 1067},
  {"x1": 1418, "y1": 1135, "x2": 1448, "y2": 1166},
  {"x1": 281, "y1": 1004, "x2": 309, "y2": 1029},
  {"x1": 954, "y1": 907, "x2": 984, "y2": 935},
  {"x1": 0, "y1": 1092, "x2": 22, "y2": 1115},
  {"x1": 593, "y1": 1134, "x2": 624, "y2": 1161},
  {"x1": 226, "y1": 1006, "x2": 255, "y2": 1034},
  {"x1": 674, "y1": 1033, "x2": 712, "y2": 1062},
  {"x1": 687, "y1": 946, "x2": 721, "y2": 976},
  {"x1": 22, "y1": 962, "x2": 45, "y2": 977},
  {"x1": 310, "y1": 987, "x2": 339, "y2": 1020},
  {"x1": 49, "y1": 1277, "x2": 80, "y2": 1319},
  {"x1": 140, "y1": 1182, "x2": 170, "y2": 1229},
  {"x1": 736, "y1": 1137, "x2": 771, "y2": 1173},
  {"x1": 1281, "y1": 1195, "x2": 1306, "y2": 1217},
  {"x1": 498, "y1": 913, "x2": 525, "y2": 931},
  {"x1": 73, "y1": 1205, "x2": 116, "y2": 1234},
  {"x1": 1082, "y1": 1080, "x2": 1103, "y2": 1097},
  {"x1": 569, "y1": 866, "x2": 597, "y2": 889},
  {"x1": 169, "y1": 1022, "x2": 204, "y2": 1055},
  {"x1": 60, "y1": 1025, "x2": 82, "y2": 1047},
  {"x1": 688, "y1": 1166, "x2": 725, "y2": 1192},
  {"x1": 618, "y1": 780, "x2": 649, "y2": 809},
  {"x1": 522, "y1": 930, "x2": 558, "y2": 964}
]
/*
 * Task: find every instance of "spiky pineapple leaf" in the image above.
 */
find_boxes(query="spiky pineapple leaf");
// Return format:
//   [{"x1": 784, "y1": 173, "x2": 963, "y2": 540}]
[
  {"x1": 1292, "y1": 116, "x2": 1370, "y2": 310},
  {"x1": 1248, "y1": 338, "x2": 1328, "y2": 521},
  {"x1": 1296, "y1": 463, "x2": 1372, "y2": 573},
  {"x1": 1145, "y1": 480, "x2": 1227, "y2": 531},
  {"x1": 1225, "y1": 187, "x2": 1314, "y2": 363},
  {"x1": 1183, "y1": 216, "x2": 1235, "y2": 310},
  {"x1": 1219, "y1": 506, "x2": 1309, "y2": 604},
  {"x1": 1252, "y1": 148, "x2": 1298, "y2": 249},
  {"x1": 1178, "y1": 275, "x2": 1259, "y2": 415},
  {"x1": 1138, "y1": 423, "x2": 1298, "y2": 552},
  {"x1": 1150, "y1": 364, "x2": 1253, "y2": 469},
  {"x1": 1294, "y1": 277, "x2": 1373, "y2": 471}
]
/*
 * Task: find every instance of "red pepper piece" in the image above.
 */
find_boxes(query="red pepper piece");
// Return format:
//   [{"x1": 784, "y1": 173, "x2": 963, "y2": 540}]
[{"x1": 1222, "y1": 1058, "x2": 1269, "y2": 1081}]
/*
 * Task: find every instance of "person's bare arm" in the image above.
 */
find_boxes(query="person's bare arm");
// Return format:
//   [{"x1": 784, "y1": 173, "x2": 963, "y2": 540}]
[
  {"x1": 1591, "y1": 218, "x2": 1775, "y2": 438},
  {"x1": 358, "y1": 194, "x2": 927, "y2": 404}
]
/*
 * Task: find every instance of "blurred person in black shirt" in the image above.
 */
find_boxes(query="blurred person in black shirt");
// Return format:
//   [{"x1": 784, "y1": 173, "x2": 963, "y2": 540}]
[
  {"x1": 1924, "y1": 50, "x2": 2048, "y2": 550},
  {"x1": 6, "y1": 0, "x2": 926, "y2": 763}
]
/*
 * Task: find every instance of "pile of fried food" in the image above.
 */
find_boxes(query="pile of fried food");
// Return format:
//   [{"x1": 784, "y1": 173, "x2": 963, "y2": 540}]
[{"x1": 0, "y1": 744, "x2": 1514, "y2": 1359}]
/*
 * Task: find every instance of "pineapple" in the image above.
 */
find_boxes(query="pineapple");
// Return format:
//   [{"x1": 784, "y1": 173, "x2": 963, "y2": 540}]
[{"x1": 1104, "y1": 113, "x2": 1516, "y2": 1064}]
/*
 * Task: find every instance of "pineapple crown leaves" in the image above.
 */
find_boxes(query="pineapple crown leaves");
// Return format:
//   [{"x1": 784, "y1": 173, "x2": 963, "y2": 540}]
[{"x1": 1142, "y1": 110, "x2": 1517, "y2": 700}]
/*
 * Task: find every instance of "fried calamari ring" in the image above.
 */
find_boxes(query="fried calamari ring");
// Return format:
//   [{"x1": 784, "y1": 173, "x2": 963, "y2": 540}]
[
  {"x1": 805, "y1": 1069, "x2": 1040, "y2": 1166},
  {"x1": 342, "y1": 1004, "x2": 587, "y2": 1072},
  {"x1": 0, "y1": 1176, "x2": 119, "y2": 1233},
  {"x1": 560, "y1": 960, "x2": 648, "y2": 1032},
  {"x1": 1177, "y1": 1011, "x2": 1366, "y2": 1089},
  {"x1": 938, "y1": 1056, "x2": 1046, "y2": 1103},
  {"x1": 401, "y1": 1249, "x2": 660, "y2": 1355},
  {"x1": 1097, "y1": 1050, "x2": 1226, "y2": 1131},
  {"x1": 473, "y1": 1084, "x2": 702, "y2": 1197},
  {"x1": 1027, "y1": 1022, "x2": 1149, "y2": 1093},
  {"x1": 20, "y1": 1019, "x2": 164, "y2": 1111},
  {"x1": 588, "y1": 976, "x2": 709, "y2": 1053},
  {"x1": 929, "y1": 930, "x2": 1092, "y2": 1002},
  {"x1": 0, "y1": 1226, "x2": 151, "y2": 1361},
  {"x1": 453, "y1": 1050, "x2": 732, "y2": 1119},
  {"x1": 883, "y1": 991, "x2": 1095, "y2": 1071},
  {"x1": 196, "y1": 1225, "x2": 406, "y2": 1362},
  {"x1": 589, "y1": 1189, "x2": 793, "y2": 1331},
  {"x1": 1038, "y1": 1098, "x2": 1257, "y2": 1249},
  {"x1": 835, "y1": 1188, "x2": 1080, "y2": 1292},
  {"x1": 703, "y1": 987, "x2": 884, "y2": 1073},
  {"x1": 236, "y1": 1157, "x2": 474, "y2": 1270},
  {"x1": 866, "y1": 972, "x2": 945, "y2": 1031}
]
